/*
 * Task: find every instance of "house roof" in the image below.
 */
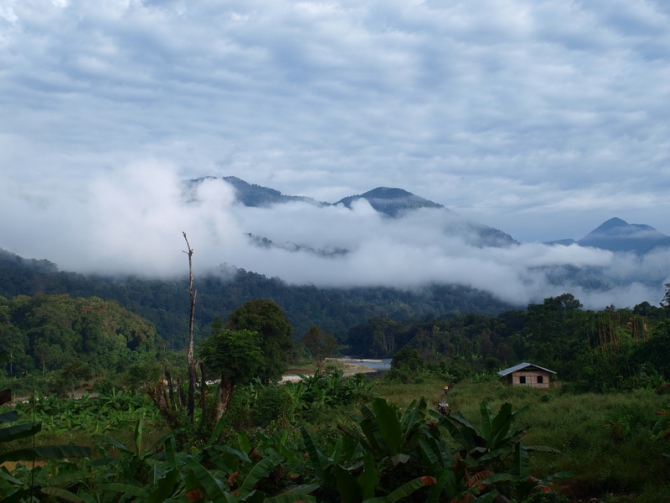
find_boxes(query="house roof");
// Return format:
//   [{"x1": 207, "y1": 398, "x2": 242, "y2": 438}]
[{"x1": 497, "y1": 362, "x2": 556, "y2": 377}]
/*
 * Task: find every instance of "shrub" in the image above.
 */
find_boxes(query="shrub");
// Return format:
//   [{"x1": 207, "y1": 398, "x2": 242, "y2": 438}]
[{"x1": 255, "y1": 385, "x2": 293, "y2": 427}]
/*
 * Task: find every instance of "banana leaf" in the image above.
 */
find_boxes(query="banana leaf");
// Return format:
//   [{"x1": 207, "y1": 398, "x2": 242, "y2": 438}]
[
  {"x1": 184, "y1": 457, "x2": 230, "y2": 503},
  {"x1": 41, "y1": 486, "x2": 86, "y2": 503},
  {"x1": 0, "y1": 411, "x2": 19, "y2": 424},
  {"x1": 370, "y1": 398, "x2": 402, "y2": 455},
  {"x1": 0, "y1": 422, "x2": 42, "y2": 443},
  {"x1": 99, "y1": 483, "x2": 147, "y2": 497},
  {"x1": 364, "y1": 475, "x2": 436, "y2": 503},
  {"x1": 0, "y1": 445, "x2": 91, "y2": 463},
  {"x1": 264, "y1": 484, "x2": 319, "y2": 502},
  {"x1": 147, "y1": 468, "x2": 181, "y2": 503},
  {"x1": 237, "y1": 458, "x2": 274, "y2": 499}
]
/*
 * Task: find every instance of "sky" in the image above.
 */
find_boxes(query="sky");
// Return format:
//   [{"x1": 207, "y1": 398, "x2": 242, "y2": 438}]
[{"x1": 1, "y1": 0, "x2": 669, "y2": 308}]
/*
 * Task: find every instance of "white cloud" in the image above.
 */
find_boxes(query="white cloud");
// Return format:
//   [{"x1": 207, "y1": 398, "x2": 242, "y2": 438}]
[
  {"x1": 1, "y1": 0, "x2": 669, "y2": 302},
  {"x1": 3, "y1": 164, "x2": 667, "y2": 311}
]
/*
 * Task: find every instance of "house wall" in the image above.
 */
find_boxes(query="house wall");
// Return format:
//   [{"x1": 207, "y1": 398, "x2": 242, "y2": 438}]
[{"x1": 509, "y1": 370, "x2": 551, "y2": 389}]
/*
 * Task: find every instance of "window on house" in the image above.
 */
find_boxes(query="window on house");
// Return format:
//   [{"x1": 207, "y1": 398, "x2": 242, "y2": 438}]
[
  {"x1": 519, "y1": 376, "x2": 526, "y2": 384},
  {"x1": 537, "y1": 376, "x2": 544, "y2": 384}
]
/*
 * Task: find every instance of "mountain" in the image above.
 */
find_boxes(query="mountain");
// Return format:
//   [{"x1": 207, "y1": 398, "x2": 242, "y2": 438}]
[
  {"x1": 188, "y1": 176, "x2": 325, "y2": 207},
  {"x1": 194, "y1": 177, "x2": 518, "y2": 248},
  {"x1": 577, "y1": 218, "x2": 670, "y2": 254},
  {"x1": 0, "y1": 247, "x2": 514, "y2": 347},
  {"x1": 0, "y1": 247, "x2": 59, "y2": 273},
  {"x1": 337, "y1": 187, "x2": 445, "y2": 216}
]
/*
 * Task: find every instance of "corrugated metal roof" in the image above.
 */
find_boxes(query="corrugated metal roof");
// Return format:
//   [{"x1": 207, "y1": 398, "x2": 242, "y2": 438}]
[{"x1": 497, "y1": 362, "x2": 556, "y2": 376}]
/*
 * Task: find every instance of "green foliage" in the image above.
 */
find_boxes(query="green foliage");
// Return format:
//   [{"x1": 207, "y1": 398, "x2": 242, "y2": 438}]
[
  {"x1": 391, "y1": 347, "x2": 423, "y2": 373},
  {"x1": 0, "y1": 397, "x2": 91, "y2": 501},
  {"x1": 224, "y1": 369, "x2": 374, "y2": 429},
  {"x1": 0, "y1": 293, "x2": 159, "y2": 384},
  {"x1": 255, "y1": 385, "x2": 293, "y2": 428},
  {"x1": 49, "y1": 359, "x2": 94, "y2": 398},
  {"x1": 348, "y1": 293, "x2": 670, "y2": 394},
  {"x1": 301, "y1": 325, "x2": 339, "y2": 373},
  {"x1": 200, "y1": 328, "x2": 263, "y2": 385},
  {"x1": 7, "y1": 390, "x2": 164, "y2": 437},
  {"x1": 439, "y1": 379, "x2": 670, "y2": 501},
  {"x1": 226, "y1": 300, "x2": 294, "y2": 384}
]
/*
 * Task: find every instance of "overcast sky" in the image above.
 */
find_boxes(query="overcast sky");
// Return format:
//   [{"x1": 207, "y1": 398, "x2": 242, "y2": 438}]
[{"x1": 1, "y1": 0, "x2": 669, "y2": 308}]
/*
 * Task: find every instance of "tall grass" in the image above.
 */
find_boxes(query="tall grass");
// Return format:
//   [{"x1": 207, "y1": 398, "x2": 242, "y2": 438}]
[{"x1": 375, "y1": 378, "x2": 670, "y2": 502}]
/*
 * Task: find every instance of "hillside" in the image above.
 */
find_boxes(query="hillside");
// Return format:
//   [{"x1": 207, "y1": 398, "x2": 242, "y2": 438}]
[
  {"x1": 0, "y1": 248, "x2": 515, "y2": 348},
  {"x1": 0, "y1": 293, "x2": 157, "y2": 377}
]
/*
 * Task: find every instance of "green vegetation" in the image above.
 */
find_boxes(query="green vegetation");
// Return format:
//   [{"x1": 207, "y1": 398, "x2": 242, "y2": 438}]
[
  {"x1": 301, "y1": 326, "x2": 339, "y2": 374},
  {"x1": 1, "y1": 366, "x2": 670, "y2": 501},
  {"x1": 348, "y1": 292, "x2": 670, "y2": 393},
  {"x1": 0, "y1": 249, "x2": 512, "y2": 347},
  {"x1": 1, "y1": 253, "x2": 669, "y2": 501},
  {"x1": 0, "y1": 293, "x2": 162, "y2": 398}
]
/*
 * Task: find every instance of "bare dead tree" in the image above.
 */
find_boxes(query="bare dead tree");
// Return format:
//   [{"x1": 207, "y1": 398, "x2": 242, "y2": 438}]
[{"x1": 183, "y1": 232, "x2": 198, "y2": 421}]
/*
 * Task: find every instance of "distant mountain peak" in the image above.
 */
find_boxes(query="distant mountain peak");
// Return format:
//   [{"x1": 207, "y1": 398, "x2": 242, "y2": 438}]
[
  {"x1": 593, "y1": 217, "x2": 629, "y2": 232},
  {"x1": 336, "y1": 186, "x2": 444, "y2": 217},
  {"x1": 577, "y1": 217, "x2": 670, "y2": 254},
  {"x1": 360, "y1": 187, "x2": 415, "y2": 199}
]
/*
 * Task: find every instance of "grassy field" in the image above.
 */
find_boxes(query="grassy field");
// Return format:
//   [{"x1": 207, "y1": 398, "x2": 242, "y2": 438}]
[{"x1": 373, "y1": 375, "x2": 670, "y2": 503}]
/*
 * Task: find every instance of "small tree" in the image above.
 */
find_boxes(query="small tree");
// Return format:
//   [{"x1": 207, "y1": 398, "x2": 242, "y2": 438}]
[
  {"x1": 301, "y1": 325, "x2": 338, "y2": 374},
  {"x1": 391, "y1": 346, "x2": 423, "y2": 372},
  {"x1": 226, "y1": 299, "x2": 293, "y2": 384},
  {"x1": 200, "y1": 323, "x2": 263, "y2": 420},
  {"x1": 50, "y1": 360, "x2": 93, "y2": 398}
]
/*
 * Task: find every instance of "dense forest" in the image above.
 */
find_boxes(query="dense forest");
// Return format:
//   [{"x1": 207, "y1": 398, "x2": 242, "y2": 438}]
[
  {"x1": 0, "y1": 248, "x2": 513, "y2": 347},
  {"x1": 0, "y1": 294, "x2": 158, "y2": 377},
  {"x1": 348, "y1": 291, "x2": 670, "y2": 391}
]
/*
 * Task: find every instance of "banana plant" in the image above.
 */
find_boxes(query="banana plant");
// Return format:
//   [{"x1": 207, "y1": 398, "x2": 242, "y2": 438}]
[
  {"x1": 428, "y1": 401, "x2": 569, "y2": 502},
  {"x1": 301, "y1": 397, "x2": 437, "y2": 503},
  {"x1": 0, "y1": 391, "x2": 91, "y2": 502}
]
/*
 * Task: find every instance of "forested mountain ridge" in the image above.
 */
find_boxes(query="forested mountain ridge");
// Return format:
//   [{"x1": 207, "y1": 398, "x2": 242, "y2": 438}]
[
  {"x1": 0, "y1": 293, "x2": 157, "y2": 377},
  {"x1": 0, "y1": 248, "x2": 515, "y2": 348}
]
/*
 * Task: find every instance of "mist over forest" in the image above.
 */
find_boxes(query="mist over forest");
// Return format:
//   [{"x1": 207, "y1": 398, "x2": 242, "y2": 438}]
[{"x1": 1, "y1": 164, "x2": 668, "y2": 313}]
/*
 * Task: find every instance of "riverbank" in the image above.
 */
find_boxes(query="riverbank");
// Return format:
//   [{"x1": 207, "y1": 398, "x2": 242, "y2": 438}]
[{"x1": 281, "y1": 358, "x2": 390, "y2": 383}]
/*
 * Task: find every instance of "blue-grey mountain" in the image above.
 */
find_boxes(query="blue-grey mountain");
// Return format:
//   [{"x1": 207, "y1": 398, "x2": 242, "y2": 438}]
[
  {"x1": 547, "y1": 218, "x2": 670, "y2": 254},
  {"x1": 193, "y1": 176, "x2": 518, "y2": 249},
  {"x1": 578, "y1": 218, "x2": 670, "y2": 254}
]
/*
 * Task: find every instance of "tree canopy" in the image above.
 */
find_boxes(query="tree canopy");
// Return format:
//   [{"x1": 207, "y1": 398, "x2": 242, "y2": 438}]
[
  {"x1": 0, "y1": 293, "x2": 157, "y2": 377},
  {"x1": 199, "y1": 320, "x2": 263, "y2": 417},
  {"x1": 225, "y1": 299, "x2": 293, "y2": 383}
]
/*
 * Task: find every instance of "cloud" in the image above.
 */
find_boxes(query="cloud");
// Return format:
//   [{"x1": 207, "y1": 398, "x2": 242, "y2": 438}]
[
  {"x1": 1, "y1": 1, "x2": 669, "y2": 306},
  {"x1": 1, "y1": 163, "x2": 666, "y2": 311}
]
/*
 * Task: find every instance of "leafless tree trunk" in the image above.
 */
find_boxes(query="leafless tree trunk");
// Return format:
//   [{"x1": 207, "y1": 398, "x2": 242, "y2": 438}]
[
  {"x1": 216, "y1": 377, "x2": 235, "y2": 420},
  {"x1": 199, "y1": 361, "x2": 207, "y2": 419},
  {"x1": 183, "y1": 232, "x2": 198, "y2": 422}
]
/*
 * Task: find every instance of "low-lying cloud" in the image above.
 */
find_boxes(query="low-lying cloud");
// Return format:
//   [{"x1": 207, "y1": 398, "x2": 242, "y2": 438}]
[{"x1": 1, "y1": 162, "x2": 667, "y2": 311}]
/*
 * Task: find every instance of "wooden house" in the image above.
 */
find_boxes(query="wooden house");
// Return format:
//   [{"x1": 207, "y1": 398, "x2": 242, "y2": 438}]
[{"x1": 497, "y1": 362, "x2": 556, "y2": 389}]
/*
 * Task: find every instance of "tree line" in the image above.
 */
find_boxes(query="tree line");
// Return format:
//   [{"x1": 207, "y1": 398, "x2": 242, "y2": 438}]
[
  {"x1": 348, "y1": 290, "x2": 670, "y2": 392},
  {"x1": 0, "y1": 248, "x2": 512, "y2": 347}
]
